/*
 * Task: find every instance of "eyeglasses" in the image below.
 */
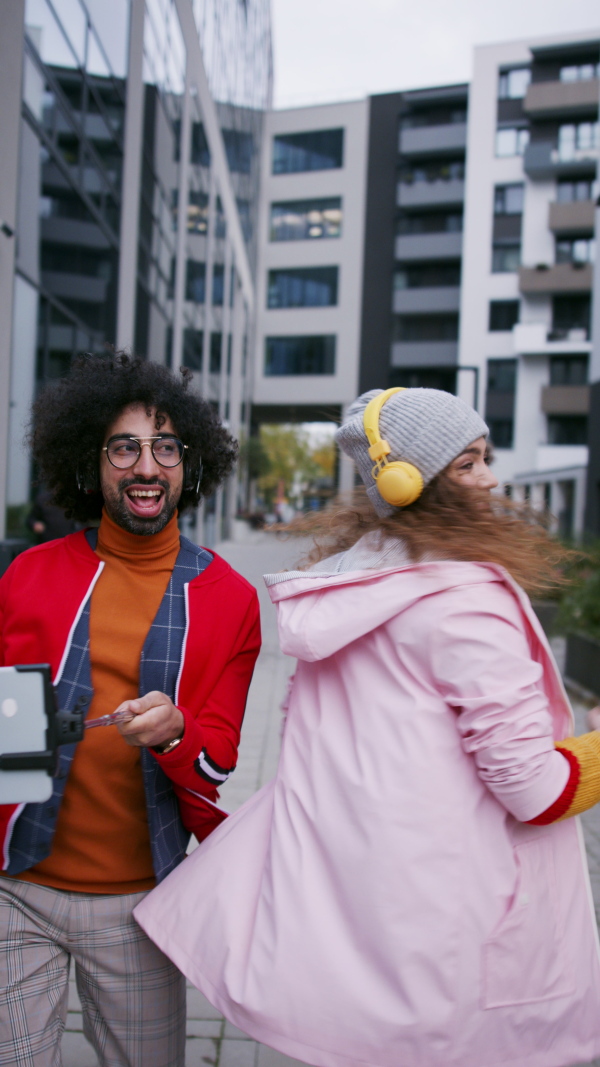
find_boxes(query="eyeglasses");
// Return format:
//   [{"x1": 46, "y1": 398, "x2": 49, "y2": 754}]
[{"x1": 102, "y1": 435, "x2": 188, "y2": 469}]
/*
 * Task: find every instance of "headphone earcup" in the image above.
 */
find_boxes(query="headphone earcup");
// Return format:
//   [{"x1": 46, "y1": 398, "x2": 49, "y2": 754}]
[{"x1": 376, "y1": 461, "x2": 423, "y2": 507}]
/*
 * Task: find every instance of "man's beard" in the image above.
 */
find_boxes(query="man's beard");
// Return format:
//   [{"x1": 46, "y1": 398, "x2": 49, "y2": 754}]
[{"x1": 102, "y1": 476, "x2": 180, "y2": 536}]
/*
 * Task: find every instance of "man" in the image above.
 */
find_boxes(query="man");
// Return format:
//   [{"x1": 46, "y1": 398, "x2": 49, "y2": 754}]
[{"x1": 0, "y1": 353, "x2": 261, "y2": 1067}]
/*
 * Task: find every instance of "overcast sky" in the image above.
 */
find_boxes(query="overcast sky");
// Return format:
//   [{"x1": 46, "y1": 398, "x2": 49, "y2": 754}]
[{"x1": 271, "y1": 0, "x2": 600, "y2": 109}]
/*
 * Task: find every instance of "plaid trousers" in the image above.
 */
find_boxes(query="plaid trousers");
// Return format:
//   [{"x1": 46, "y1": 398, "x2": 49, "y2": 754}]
[{"x1": 0, "y1": 876, "x2": 185, "y2": 1067}]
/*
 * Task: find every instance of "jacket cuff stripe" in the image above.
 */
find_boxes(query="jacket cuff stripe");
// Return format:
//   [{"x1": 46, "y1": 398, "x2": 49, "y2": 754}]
[{"x1": 194, "y1": 748, "x2": 234, "y2": 783}]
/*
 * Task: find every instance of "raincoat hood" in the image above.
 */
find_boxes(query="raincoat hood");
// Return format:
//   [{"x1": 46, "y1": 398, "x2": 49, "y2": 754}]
[{"x1": 266, "y1": 560, "x2": 512, "y2": 662}]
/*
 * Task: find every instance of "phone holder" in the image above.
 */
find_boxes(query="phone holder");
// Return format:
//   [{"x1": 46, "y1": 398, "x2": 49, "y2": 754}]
[{"x1": 0, "y1": 665, "x2": 87, "y2": 774}]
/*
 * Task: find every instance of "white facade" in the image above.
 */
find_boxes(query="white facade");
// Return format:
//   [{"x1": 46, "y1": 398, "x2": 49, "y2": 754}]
[
  {"x1": 253, "y1": 100, "x2": 369, "y2": 415},
  {"x1": 460, "y1": 31, "x2": 600, "y2": 535}
]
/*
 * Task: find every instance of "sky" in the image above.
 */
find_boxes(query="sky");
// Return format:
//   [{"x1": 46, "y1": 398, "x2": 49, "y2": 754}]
[{"x1": 271, "y1": 0, "x2": 600, "y2": 109}]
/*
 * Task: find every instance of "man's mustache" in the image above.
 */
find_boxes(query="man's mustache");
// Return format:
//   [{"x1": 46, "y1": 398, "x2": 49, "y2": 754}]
[{"x1": 117, "y1": 476, "x2": 170, "y2": 492}]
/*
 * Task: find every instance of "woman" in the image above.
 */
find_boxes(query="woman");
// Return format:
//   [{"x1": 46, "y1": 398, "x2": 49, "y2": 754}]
[{"x1": 135, "y1": 387, "x2": 600, "y2": 1067}]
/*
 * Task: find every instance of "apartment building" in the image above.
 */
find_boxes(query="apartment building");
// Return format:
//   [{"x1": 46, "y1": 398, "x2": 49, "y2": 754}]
[
  {"x1": 460, "y1": 33, "x2": 599, "y2": 537},
  {"x1": 253, "y1": 100, "x2": 369, "y2": 492},
  {"x1": 0, "y1": 0, "x2": 272, "y2": 543}
]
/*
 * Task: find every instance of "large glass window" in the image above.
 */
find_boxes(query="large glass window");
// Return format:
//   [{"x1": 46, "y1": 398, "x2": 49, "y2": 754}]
[
  {"x1": 222, "y1": 129, "x2": 253, "y2": 174},
  {"x1": 399, "y1": 159, "x2": 464, "y2": 185},
  {"x1": 265, "y1": 335, "x2": 336, "y2": 375},
  {"x1": 494, "y1": 184, "x2": 524, "y2": 215},
  {"x1": 489, "y1": 301, "x2": 520, "y2": 331},
  {"x1": 495, "y1": 127, "x2": 530, "y2": 157},
  {"x1": 560, "y1": 63, "x2": 600, "y2": 82},
  {"x1": 272, "y1": 129, "x2": 344, "y2": 174},
  {"x1": 550, "y1": 355, "x2": 588, "y2": 385},
  {"x1": 393, "y1": 315, "x2": 459, "y2": 342},
  {"x1": 182, "y1": 328, "x2": 203, "y2": 371},
  {"x1": 552, "y1": 294, "x2": 591, "y2": 338},
  {"x1": 555, "y1": 237, "x2": 595, "y2": 264},
  {"x1": 186, "y1": 260, "x2": 205, "y2": 302},
  {"x1": 270, "y1": 198, "x2": 342, "y2": 241},
  {"x1": 267, "y1": 267, "x2": 338, "y2": 308},
  {"x1": 399, "y1": 106, "x2": 466, "y2": 129},
  {"x1": 389, "y1": 367, "x2": 457, "y2": 393},
  {"x1": 557, "y1": 178, "x2": 596, "y2": 202},
  {"x1": 486, "y1": 358, "x2": 517, "y2": 449},
  {"x1": 498, "y1": 68, "x2": 531, "y2": 99}
]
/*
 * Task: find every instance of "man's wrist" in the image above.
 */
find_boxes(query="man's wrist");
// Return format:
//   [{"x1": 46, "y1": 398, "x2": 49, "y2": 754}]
[{"x1": 152, "y1": 726, "x2": 184, "y2": 755}]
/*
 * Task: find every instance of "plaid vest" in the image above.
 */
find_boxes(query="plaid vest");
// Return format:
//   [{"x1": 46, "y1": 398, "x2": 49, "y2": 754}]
[{"x1": 7, "y1": 532, "x2": 212, "y2": 884}]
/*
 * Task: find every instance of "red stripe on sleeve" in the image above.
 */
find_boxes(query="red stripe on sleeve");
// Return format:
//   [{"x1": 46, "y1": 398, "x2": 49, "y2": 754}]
[{"x1": 527, "y1": 746, "x2": 580, "y2": 825}]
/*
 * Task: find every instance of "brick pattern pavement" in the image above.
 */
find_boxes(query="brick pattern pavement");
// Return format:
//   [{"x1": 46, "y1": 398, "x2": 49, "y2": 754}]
[{"x1": 56, "y1": 535, "x2": 600, "y2": 1066}]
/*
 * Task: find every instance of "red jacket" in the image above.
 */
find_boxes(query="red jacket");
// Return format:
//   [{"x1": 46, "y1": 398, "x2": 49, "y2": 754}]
[{"x1": 0, "y1": 531, "x2": 261, "y2": 860}]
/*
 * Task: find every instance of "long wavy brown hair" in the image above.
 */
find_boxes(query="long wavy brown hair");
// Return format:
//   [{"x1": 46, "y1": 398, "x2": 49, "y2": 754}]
[{"x1": 288, "y1": 476, "x2": 575, "y2": 597}]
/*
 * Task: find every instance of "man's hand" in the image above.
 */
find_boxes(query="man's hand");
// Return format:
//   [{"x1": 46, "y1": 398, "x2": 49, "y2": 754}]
[{"x1": 116, "y1": 691, "x2": 184, "y2": 749}]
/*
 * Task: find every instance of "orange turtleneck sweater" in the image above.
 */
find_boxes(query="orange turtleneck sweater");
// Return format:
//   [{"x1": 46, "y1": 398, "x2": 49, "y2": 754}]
[{"x1": 20, "y1": 510, "x2": 181, "y2": 894}]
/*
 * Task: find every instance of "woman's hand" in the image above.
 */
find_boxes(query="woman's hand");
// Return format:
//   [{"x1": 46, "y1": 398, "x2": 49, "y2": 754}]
[{"x1": 586, "y1": 706, "x2": 600, "y2": 732}]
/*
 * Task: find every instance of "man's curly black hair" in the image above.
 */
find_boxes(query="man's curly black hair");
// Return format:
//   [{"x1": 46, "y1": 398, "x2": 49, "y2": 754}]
[{"x1": 30, "y1": 352, "x2": 238, "y2": 522}]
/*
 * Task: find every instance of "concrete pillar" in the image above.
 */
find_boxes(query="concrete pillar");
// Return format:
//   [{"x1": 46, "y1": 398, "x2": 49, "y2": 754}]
[
  {"x1": 171, "y1": 71, "x2": 192, "y2": 374},
  {"x1": 0, "y1": 0, "x2": 26, "y2": 540}
]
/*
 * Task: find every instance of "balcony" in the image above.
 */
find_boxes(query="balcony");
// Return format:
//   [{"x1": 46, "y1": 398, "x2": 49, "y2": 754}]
[
  {"x1": 512, "y1": 322, "x2": 591, "y2": 355},
  {"x1": 518, "y1": 262, "x2": 593, "y2": 294},
  {"x1": 394, "y1": 232, "x2": 462, "y2": 260},
  {"x1": 393, "y1": 287, "x2": 460, "y2": 314},
  {"x1": 399, "y1": 123, "x2": 467, "y2": 156},
  {"x1": 524, "y1": 141, "x2": 599, "y2": 180},
  {"x1": 548, "y1": 199, "x2": 596, "y2": 234},
  {"x1": 524, "y1": 78, "x2": 600, "y2": 119},
  {"x1": 541, "y1": 385, "x2": 590, "y2": 415},
  {"x1": 397, "y1": 179, "x2": 464, "y2": 209},
  {"x1": 390, "y1": 341, "x2": 458, "y2": 367}
]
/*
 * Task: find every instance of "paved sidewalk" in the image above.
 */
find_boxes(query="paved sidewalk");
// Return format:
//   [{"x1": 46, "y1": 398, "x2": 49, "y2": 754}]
[{"x1": 61, "y1": 533, "x2": 600, "y2": 1067}]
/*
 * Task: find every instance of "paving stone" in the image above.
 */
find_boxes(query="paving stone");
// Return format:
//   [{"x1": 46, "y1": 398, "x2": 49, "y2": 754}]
[
  {"x1": 223, "y1": 1020, "x2": 254, "y2": 1040},
  {"x1": 65, "y1": 1010, "x2": 83, "y2": 1032},
  {"x1": 61, "y1": 1029, "x2": 98, "y2": 1067},
  {"x1": 67, "y1": 981, "x2": 82, "y2": 1012},
  {"x1": 218, "y1": 1038, "x2": 258, "y2": 1067},
  {"x1": 187, "y1": 1018, "x2": 223, "y2": 1038},
  {"x1": 256, "y1": 1043, "x2": 311, "y2": 1067},
  {"x1": 184, "y1": 1035, "x2": 219, "y2": 1066},
  {"x1": 187, "y1": 986, "x2": 225, "y2": 1020}
]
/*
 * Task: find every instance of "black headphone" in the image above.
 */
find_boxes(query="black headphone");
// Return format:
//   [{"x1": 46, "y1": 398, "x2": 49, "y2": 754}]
[{"x1": 184, "y1": 459, "x2": 202, "y2": 497}]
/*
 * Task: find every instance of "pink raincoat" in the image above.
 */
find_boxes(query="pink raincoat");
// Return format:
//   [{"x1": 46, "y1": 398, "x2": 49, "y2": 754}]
[{"x1": 135, "y1": 561, "x2": 600, "y2": 1067}]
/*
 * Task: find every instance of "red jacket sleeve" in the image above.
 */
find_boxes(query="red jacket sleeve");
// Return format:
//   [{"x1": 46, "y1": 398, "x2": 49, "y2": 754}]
[{"x1": 151, "y1": 566, "x2": 261, "y2": 840}]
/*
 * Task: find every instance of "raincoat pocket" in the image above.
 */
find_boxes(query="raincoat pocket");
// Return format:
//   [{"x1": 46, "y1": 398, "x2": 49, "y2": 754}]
[{"x1": 482, "y1": 839, "x2": 574, "y2": 1008}]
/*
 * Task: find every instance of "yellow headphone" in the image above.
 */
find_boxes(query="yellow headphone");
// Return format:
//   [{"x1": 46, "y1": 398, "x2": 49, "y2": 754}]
[{"x1": 362, "y1": 388, "x2": 424, "y2": 507}]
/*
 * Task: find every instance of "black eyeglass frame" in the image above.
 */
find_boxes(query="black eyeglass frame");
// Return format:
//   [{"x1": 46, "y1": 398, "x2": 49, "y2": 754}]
[{"x1": 102, "y1": 434, "x2": 188, "y2": 470}]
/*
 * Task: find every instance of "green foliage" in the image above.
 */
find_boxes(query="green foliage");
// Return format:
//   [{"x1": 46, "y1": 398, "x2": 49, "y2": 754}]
[
  {"x1": 256, "y1": 424, "x2": 335, "y2": 506},
  {"x1": 556, "y1": 541, "x2": 600, "y2": 640}
]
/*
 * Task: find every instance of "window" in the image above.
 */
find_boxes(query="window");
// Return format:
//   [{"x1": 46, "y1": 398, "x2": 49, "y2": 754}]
[
  {"x1": 270, "y1": 198, "x2": 342, "y2": 242},
  {"x1": 190, "y1": 122, "x2": 210, "y2": 166},
  {"x1": 557, "y1": 179, "x2": 595, "y2": 202},
  {"x1": 396, "y1": 211, "x2": 462, "y2": 235},
  {"x1": 265, "y1": 335, "x2": 336, "y2": 375},
  {"x1": 560, "y1": 62, "x2": 600, "y2": 82},
  {"x1": 492, "y1": 244, "x2": 521, "y2": 272},
  {"x1": 399, "y1": 159, "x2": 464, "y2": 185},
  {"x1": 558, "y1": 122, "x2": 600, "y2": 160},
  {"x1": 487, "y1": 359, "x2": 517, "y2": 392},
  {"x1": 495, "y1": 127, "x2": 530, "y2": 157},
  {"x1": 489, "y1": 300, "x2": 520, "y2": 331},
  {"x1": 182, "y1": 328, "x2": 203, "y2": 371},
  {"x1": 552, "y1": 294, "x2": 591, "y2": 338},
  {"x1": 185, "y1": 260, "x2": 205, "y2": 302},
  {"x1": 494, "y1": 184, "x2": 524, "y2": 215},
  {"x1": 399, "y1": 107, "x2": 466, "y2": 129},
  {"x1": 555, "y1": 237, "x2": 595, "y2": 264},
  {"x1": 210, "y1": 332, "x2": 222, "y2": 373},
  {"x1": 393, "y1": 315, "x2": 459, "y2": 342},
  {"x1": 547, "y1": 416, "x2": 588, "y2": 445},
  {"x1": 212, "y1": 264, "x2": 224, "y2": 306},
  {"x1": 187, "y1": 190, "x2": 209, "y2": 233},
  {"x1": 222, "y1": 129, "x2": 253, "y2": 174},
  {"x1": 550, "y1": 355, "x2": 588, "y2": 385},
  {"x1": 267, "y1": 267, "x2": 338, "y2": 309},
  {"x1": 486, "y1": 358, "x2": 517, "y2": 449},
  {"x1": 394, "y1": 261, "x2": 461, "y2": 289},
  {"x1": 389, "y1": 367, "x2": 457, "y2": 392},
  {"x1": 498, "y1": 68, "x2": 531, "y2": 99},
  {"x1": 272, "y1": 129, "x2": 344, "y2": 174}
]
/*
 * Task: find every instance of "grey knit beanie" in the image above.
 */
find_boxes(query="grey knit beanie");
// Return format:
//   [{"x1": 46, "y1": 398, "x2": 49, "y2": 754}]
[{"x1": 336, "y1": 388, "x2": 489, "y2": 516}]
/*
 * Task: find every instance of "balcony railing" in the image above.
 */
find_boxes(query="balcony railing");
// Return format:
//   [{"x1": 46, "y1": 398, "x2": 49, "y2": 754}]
[
  {"x1": 524, "y1": 78, "x2": 600, "y2": 118},
  {"x1": 518, "y1": 262, "x2": 593, "y2": 294}
]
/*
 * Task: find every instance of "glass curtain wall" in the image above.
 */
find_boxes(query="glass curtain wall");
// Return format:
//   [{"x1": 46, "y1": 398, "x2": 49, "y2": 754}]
[{"x1": 8, "y1": 0, "x2": 130, "y2": 532}]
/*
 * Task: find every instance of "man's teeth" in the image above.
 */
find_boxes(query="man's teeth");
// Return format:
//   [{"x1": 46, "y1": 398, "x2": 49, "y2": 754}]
[{"x1": 128, "y1": 489, "x2": 161, "y2": 497}]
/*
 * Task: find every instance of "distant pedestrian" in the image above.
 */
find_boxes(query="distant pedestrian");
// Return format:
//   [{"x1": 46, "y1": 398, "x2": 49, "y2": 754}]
[
  {"x1": 136, "y1": 387, "x2": 600, "y2": 1067},
  {"x1": 0, "y1": 352, "x2": 260, "y2": 1067},
  {"x1": 26, "y1": 485, "x2": 79, "y2": 541}
]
